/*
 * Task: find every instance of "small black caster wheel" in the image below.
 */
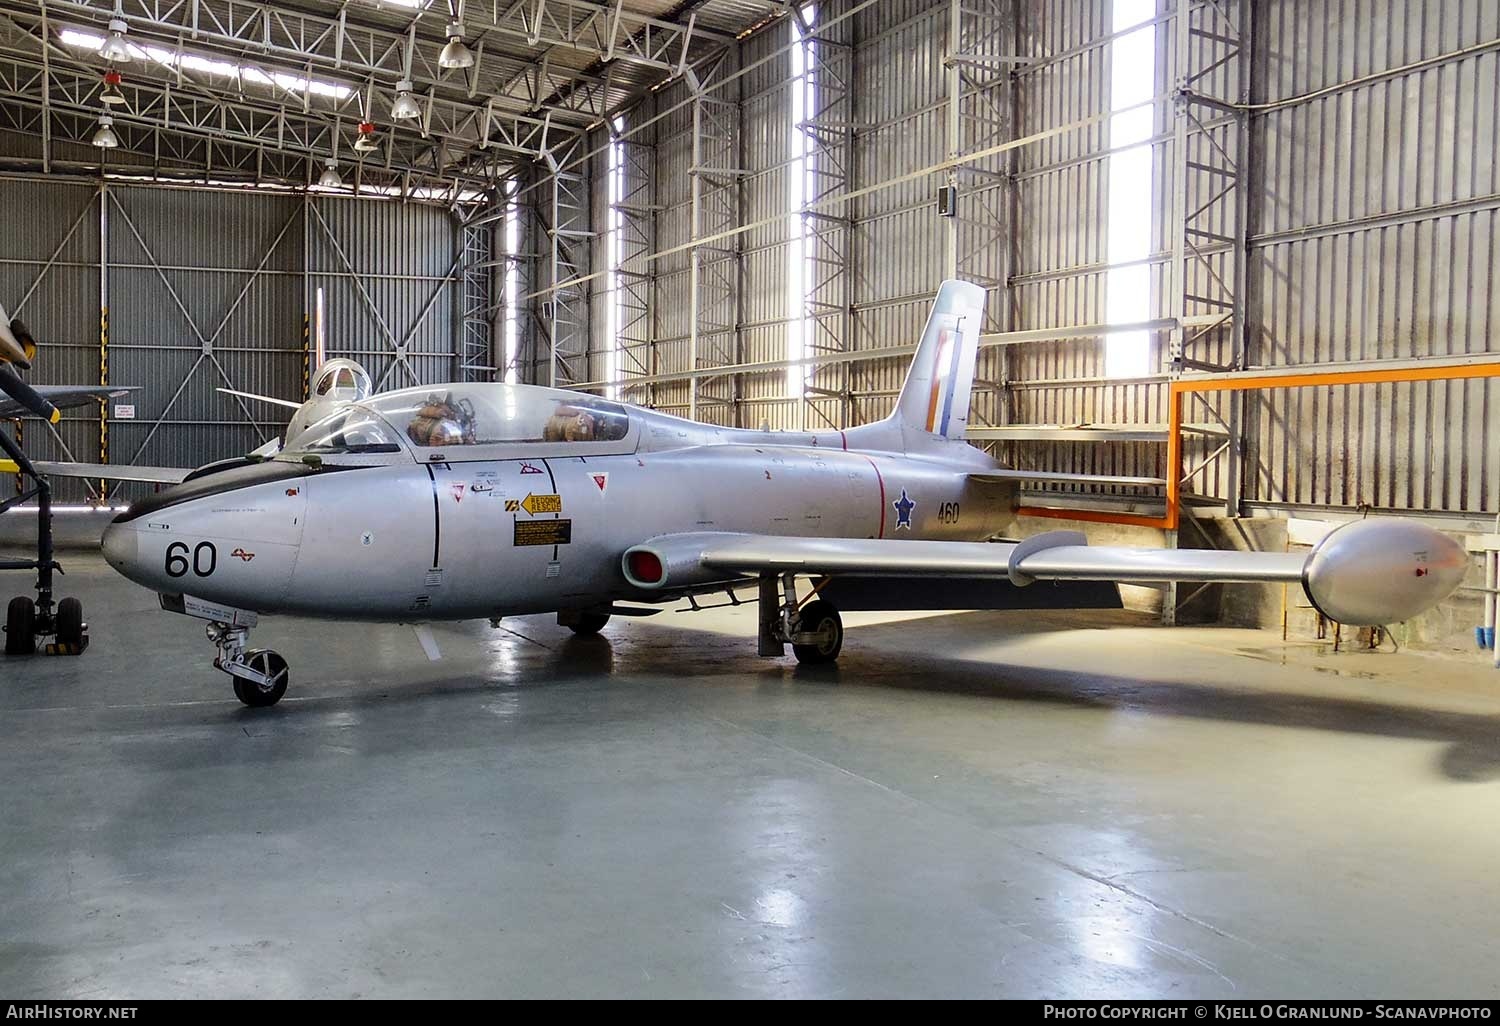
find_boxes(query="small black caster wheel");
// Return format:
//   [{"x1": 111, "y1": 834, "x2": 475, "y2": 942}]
[
  {"x1": 5, "y1": 596, "x2": 35, "y2": 656},
  {"x1": 567, "y1": 612, "x2": 611, "y2": 636},
  {"x1": 55, "y1": 598, "x2": 84, "y2": 649},
  {"x1": 791, "y1": 599, "x2": 843, "y2": 665},
  {"x1": 233, "y1": 649, "x2": 289, "y2": 707}
]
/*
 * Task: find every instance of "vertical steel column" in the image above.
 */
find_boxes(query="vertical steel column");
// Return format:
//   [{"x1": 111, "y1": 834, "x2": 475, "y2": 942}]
[
  {"x1": 490, "y1": 187, "x2": 506, "y2": 382},
  {"x1": 1163, "y1": 0, "x2": 1251, "y2": 624},
  {"x1": 543, "y1": 145, "x2": 591, "y2": 389},
  {"x1": 1168, "y1": 0, "x2": 1248, "y2": 383},
  {"x1": 946, "y1": 0, "x2": 1018, "y2": 435},
  {"x1": 459, "y1": 200, "x2": 497, "y2": 382},
  {"x1": 302, "y1": 193, "x2": 312, "y2": 397},
  {"x1": 797, "y1": 1, "x2": 853, "y2": 431},
  {"x1": 686, "y1": 52, "x2": 742, "y2": 424},
  {"x1": 944, "y1": 0, "x2": 962, "y2": 283},
  {"x1": 613, "y1": 128, "x2": 656, "y2": 406},
  {"x1": 97, "y1": 182, "x2": 109, "y2": 499},
  {"x1": 1225, "y1": 2, "x2": 1255, "y2": 517}
]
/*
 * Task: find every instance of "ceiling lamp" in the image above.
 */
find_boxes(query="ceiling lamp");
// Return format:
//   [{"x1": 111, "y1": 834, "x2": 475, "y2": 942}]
[
  {"x1": 318, "y1": 160, "x2": 343, "y2": 189},
  {"x1": 353, "y1": 122, "x2": 379, "y2": 153},
  {"x1": 391, "y1": 80, "x2": 421, "y2": 120},
  {"x1": 91, "y1": 115, "x2": 119, "y2": 149},
  {"x1": 438, "y1": 23, "x2": 474, "y2": 70},
  {"x1": 100, "y1": 70, "x2": 127, "y2": 106},
  {"x1": 98, "y1": 18, "x2": 133, "y2": 63}
]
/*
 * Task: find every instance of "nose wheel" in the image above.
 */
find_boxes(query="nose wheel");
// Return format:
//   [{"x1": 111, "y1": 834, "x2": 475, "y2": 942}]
[
  {"x1": 231, "y1": 650, "x2": 289, "y2": 708},
  {"x1": 208, "y1": 620, "x2": 289, "y2": 707}
]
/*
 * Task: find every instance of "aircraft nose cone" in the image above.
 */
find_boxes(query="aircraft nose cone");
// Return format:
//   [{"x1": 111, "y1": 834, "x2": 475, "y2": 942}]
[{"x1": 100, "y1": 520, "x2": 139, "y2": 577}]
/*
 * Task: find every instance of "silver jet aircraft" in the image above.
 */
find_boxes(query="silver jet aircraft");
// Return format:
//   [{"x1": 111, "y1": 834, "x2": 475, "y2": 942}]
[{"x1": 97, "y1": 281, "x2": 1469, "y2": 706}]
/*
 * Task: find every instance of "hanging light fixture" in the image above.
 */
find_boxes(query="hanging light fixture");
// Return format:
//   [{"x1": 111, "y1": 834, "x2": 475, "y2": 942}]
[
  {"x1": 318, "y1": 160, "x2": 343, "y2": 189},
  {"x1": 353, "y1": 122, "x2": 379, "y2": 153},
  {"x1": 438, "y1": 22, "x2": 474, "y2": 70},
  {"x1": 91, "y1": 115, "x2": 119, "y2": 149},
  {"x1": 100, "y1": 70, "x2": 127, "y2": 107},
  {"x1": 391, "y1": 80, "x2": 421, "y2": 120},
  {"x1": 97, "y1": 18, "x2": 133, "y2": 63}
]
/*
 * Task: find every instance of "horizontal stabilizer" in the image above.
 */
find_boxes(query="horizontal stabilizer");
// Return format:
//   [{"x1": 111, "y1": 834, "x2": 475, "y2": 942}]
[
  {"x1": 1, "y1": 384, "x2": 138, "y2": 422},
  {"x1": 0, "y1": 365, "x2": 58, "y2": 422},
  {"x1": 217, "y1": 387, "x2": 303, "y2": 410},
  {"x1": 30, "y1": 461, "x2": 190, "y2": 484}
]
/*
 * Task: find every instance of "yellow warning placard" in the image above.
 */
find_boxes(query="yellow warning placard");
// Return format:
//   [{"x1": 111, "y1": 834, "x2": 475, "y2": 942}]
[
  {"x1": 514, "y1": 518, "x2": 571, "y2": 547},
  {"x1": 520, "y1": 492, "x2": 562, "y2": 516}
]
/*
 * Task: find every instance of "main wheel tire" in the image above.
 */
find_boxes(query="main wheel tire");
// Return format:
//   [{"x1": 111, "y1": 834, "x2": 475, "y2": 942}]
[
  {"x1": 54, "y1": 598, "x2": 84, "y2": 648},
  {"x1": 5, "y1": 596, "x2": 35, "y2": 656},
  {"x1": 233, "y1": 649, "x2": 289, "y2": 707},
  {"x1": 568, "y1": 612, "x2": 611, "y2": 636},
  {"x1": 791, "y1": 599, "x2": 843, "y2": 665}
]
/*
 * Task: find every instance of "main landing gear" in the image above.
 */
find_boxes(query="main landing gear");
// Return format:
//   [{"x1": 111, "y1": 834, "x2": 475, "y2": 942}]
[
  {"x1": 758, "y1": 572, "x2": 844, "y2": 665},
  {"x1": 0, "y1": 429, "x2": 87, "y2": 658},
  {"x1": 207, "y1": 621, "x2": 289, "y2": 707},
  {"x1": 558, "y1": 609, "x2": 611, "y2": 636}
]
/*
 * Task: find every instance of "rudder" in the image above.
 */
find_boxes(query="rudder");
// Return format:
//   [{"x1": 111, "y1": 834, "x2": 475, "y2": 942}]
[{"x1": 892, "y1": 279, "x2": 987, "y2": 440}]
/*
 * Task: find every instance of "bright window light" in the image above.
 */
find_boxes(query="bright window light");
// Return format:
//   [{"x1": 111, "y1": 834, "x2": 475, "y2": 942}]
[
  {"x1": 605, "y1": 117, "x2": 626, "y2": 400},
  {"x1": 503, "y1": 182, "x2": 521, "y2": 385},
  {"x1": 1103, "y1": 0, "x2": 1157, "y2": 379},
  {"x1": 785, "y1": 6, "x2": 817, "y2": 399},
  {"x1": 59, "y1": 28, "x2": 351, "y2": 100}
]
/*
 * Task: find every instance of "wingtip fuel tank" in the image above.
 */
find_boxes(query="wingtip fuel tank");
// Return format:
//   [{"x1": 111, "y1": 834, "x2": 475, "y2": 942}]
[{"x1": 1303, "y1": 518, "x2": 1468, "y2": 626}]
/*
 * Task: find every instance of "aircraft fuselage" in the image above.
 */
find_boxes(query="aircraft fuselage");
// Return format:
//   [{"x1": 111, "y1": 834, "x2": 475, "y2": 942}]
[{"x1": 103, "y1": 441, "x2": 1013, "y2": 621}]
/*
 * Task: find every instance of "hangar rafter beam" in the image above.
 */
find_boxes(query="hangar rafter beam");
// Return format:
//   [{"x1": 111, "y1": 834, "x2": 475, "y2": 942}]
[{"x1": 6, "y1": 0, "x2": 739, "y2": 126}]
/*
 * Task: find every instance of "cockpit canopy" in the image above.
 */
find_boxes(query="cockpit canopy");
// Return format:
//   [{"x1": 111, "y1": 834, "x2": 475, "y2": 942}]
[
  {"x1": 310, "y1": 358, "x2": 372, "y2": 401},
  {"x1": 283, "y1": 383, "x2": 634, "y2": 460}
]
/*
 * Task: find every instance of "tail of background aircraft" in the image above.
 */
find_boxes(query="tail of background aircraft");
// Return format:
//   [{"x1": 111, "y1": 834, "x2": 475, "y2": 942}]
[{"x1": 890, "y1": 279, "x2": 987, "y2": 441}]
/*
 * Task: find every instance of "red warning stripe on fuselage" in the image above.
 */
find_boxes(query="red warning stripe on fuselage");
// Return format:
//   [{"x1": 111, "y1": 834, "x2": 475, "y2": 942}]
[{"x1": 863, "y1": 454, "x2": 887, "y2": 538}]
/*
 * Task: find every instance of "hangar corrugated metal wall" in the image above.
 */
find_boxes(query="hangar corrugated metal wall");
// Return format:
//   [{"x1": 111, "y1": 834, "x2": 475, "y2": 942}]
[
  {"x1": 1246, "y1": 0, "x2": 1500, "y2": 514},
  {"x1": 6, "y1": 0, "x2": 1497, "y2": 526},
  {"x1": 566, "y1": 0, "x2": 1499, "y2": 520},
  {"x1": 2, "y1": 177, "x2": 459, "y2": 501}
]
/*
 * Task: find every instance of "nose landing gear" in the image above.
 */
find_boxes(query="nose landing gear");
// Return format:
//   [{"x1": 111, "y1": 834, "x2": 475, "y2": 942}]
[
  {"x1": 161, "y1": 595, "x2": 287, "y2": 707},
  {"x1": 207, "y1": 620, "x2": 289, "y2": 707}
]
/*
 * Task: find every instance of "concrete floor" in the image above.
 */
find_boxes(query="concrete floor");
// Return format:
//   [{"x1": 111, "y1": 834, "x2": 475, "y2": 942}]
[{"x1": 2, "y1": 551, "x2": 1499, "y2": 998}]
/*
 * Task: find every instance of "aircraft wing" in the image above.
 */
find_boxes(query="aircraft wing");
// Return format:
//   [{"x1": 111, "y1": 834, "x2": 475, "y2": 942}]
[
  {"x1": 621, "y1": 520, "x2": 1469, "y2": 627},
  {"x1": 628, "y1": 532, "x2": 1305, "y2": 585},
  {"x1": 0, "y1": 385, "x2": 137, "y2": 420}
]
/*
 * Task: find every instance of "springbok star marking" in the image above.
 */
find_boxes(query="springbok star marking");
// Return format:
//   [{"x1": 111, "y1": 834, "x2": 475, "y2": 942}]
[{"x1": 893, "y1": 489, "x2": 915, "y2": 530}]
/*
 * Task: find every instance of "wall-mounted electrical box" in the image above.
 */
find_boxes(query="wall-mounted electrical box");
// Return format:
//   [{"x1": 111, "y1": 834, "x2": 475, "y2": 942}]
[{"x1": 936, "y1": 185, "x2": 958, "y2": 217}]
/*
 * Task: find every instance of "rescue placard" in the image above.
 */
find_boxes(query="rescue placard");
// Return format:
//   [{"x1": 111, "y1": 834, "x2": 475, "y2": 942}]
[
  {"x1": 514, "y1": 518, "x2": 572, "y2": 547},
  {"x1": 521, "y1": 492, "x2": 563, "y2": 515}
]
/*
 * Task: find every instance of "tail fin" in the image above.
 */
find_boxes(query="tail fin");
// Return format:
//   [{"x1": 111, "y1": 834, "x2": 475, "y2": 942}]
[{"x1": 892, "y1": 279, "x2": 987, "y2": 440}]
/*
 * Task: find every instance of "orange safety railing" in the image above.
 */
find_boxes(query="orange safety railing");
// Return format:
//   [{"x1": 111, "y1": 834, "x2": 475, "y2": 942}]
[{"x1": 1017, "y1": 358, "x2": 1500, "y2": 530}]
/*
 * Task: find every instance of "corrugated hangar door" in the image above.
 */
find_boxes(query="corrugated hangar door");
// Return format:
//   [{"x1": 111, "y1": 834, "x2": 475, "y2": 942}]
[
  {"x1": 104, "y1": 185, "x2": 304, "y2": 504},
  {"x1": 0, "y1": 179, "x2": 102, "y2": 504}
]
